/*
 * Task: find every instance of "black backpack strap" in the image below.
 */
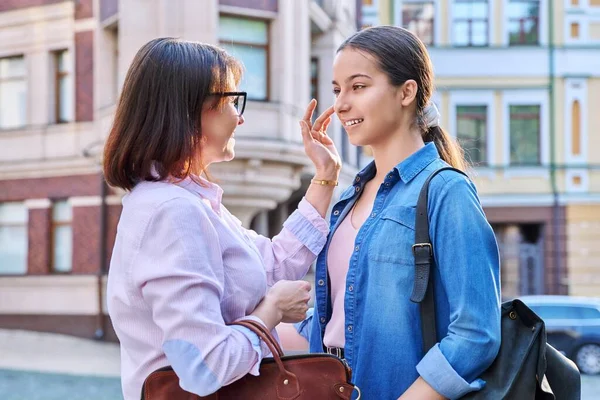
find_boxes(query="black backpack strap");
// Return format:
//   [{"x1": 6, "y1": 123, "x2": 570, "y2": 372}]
[{"x1": 410, "y1": 166, "x2": 468, "y2": 354}]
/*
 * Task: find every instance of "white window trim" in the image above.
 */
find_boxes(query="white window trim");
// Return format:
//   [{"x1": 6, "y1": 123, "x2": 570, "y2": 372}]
[
  {"x1": 394, "y1": 0, "x2": 442, "y2": 45},
  {"x1": 502, "y1": 90, "x2": 549, "y2": 178},
  {"x1": 564, "y1": 78, "x2": 588, "y2": 164},
  {"x1": 564, "y1": 16, "x2": 587, "y2": 44},
  {"x1": 502, "y1": 0, "x2": 548, "y2": 46},
  {"x1": 449, "y1": 91, "x2": 496, "y2": 174},
  {"x1": 447, "y1": 0, "x2": 495, "y2": 47}
]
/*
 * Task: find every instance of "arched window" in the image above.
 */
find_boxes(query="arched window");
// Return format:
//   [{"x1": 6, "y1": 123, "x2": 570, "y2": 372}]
[{"x1": 572, "y1": 100, "x2": 581, "y2": 156}]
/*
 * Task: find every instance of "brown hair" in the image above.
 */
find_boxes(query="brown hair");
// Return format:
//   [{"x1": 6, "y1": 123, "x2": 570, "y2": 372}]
[
  {"x1": 103, "y1": 37, "x2": 242, "y2": 190},
  {"x1": 338, "y1": 26, "x2": 467, "y2": 171}
]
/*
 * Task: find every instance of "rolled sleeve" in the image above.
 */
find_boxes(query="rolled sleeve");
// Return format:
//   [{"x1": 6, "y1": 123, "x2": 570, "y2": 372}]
[
  {"x1": 293, "y1": 307, "x2": 313, "y2": 342},
  {"x1": 423, "y1": 174, "x2": 501, "y2": 397},
  {"x1": 283, "y1": 198, "x2": 329, "y2": 255},
  {"x1": 416, "y1": 344, "x2": 485, "y2": 399},
  {"x1": 229, "y1": 324, "x2": 268, "y2": 376}
]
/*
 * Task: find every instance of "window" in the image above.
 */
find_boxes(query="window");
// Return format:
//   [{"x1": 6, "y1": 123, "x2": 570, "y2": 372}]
[
  {"x1": 54, "y1": 50, "x2": 74, "y2": 123},
  {"x1": 219, "y1": 16, "x2": 269, "y2": 101},
  {"x1": 402, "y1": 2, "x2": 435, "y2": 45},
  {"x1": 52, "y1": 201, "x2": 72, "y2": 273},
  {"x1": 453, "y1": 0, "x2": 489, "y2": 46},
  {"x1": 508, "y1": 0, "x2": 540, "y2": 45},
  {"x1": 0, "y1": 202, "x2": 28, "y2": 274},
  {"x1": 572, "y1": 100, "x2": 581, "y2": 156},
  {"x1": 0, "y1": 56, "x2": 26, "y2": 129},
  {"x1": 510, "y1": 105, "x2": 541, "y2": 165},
  {"x1": 456, "y1": 105, "x2": 487, "y2": 165}
]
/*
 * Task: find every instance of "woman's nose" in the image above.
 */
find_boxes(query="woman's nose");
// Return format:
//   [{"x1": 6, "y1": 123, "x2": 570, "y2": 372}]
[{"x1": 238, "y1": 115, "x2": 245, "y2": 125}]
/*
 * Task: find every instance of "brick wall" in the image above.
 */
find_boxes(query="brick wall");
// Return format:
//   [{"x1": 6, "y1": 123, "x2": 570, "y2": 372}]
[
  {"x1": 74, "y1": 0, "x2": 93, "y2": 19},
  {"x1": 72, "y1": 205, "x2": 101, "y2": 274},
  {"x1": 0, "y1": 175, "x2": 99, "y2": 202},
  {"x1": 28, "y1": 208, "x2": 51, "y2": 275},
  {"x1": 75, "y1": 30, "x2": 94, "y2": 122}
]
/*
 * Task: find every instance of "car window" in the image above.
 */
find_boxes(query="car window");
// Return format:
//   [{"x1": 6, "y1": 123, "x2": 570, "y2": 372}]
[{"x1": 530, "y1": 304, "x2": 600, "y2": 320}]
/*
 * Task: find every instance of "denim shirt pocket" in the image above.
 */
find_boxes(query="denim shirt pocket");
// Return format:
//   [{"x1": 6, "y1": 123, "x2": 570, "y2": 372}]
[{"x1": 368, "y1": 205, "x2": 416, "y2": 265}]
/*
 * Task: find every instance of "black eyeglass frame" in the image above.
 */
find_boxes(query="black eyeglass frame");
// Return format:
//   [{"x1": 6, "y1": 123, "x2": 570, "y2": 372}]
[{"x1": 212, "y1": 91, "x2": 247, "y2": 117}]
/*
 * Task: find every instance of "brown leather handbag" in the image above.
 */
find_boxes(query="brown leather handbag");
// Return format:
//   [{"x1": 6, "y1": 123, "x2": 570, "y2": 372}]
[{"x1": 141, "y1": 319, "x2": 360, "y2": 400}]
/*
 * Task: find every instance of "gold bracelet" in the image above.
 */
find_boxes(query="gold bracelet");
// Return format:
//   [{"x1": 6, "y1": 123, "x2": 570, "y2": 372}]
[{"x1": 311, "y1": 178, "x2": 338, "y2": 186}]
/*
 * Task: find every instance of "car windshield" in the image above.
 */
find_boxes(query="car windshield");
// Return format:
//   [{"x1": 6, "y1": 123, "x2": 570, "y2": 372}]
[{"x1": 529, "y1": 304, "x2": 600, "y2": 320}]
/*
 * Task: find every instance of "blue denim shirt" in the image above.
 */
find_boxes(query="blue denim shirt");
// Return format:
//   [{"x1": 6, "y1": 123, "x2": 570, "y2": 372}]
[{"x1": 296, "y1": 143, "x2": 501, "y2": 399}]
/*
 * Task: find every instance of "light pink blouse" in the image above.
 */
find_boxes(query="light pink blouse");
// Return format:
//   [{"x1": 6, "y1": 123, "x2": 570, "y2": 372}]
[{"x1": 107, "y1": 175, "x2": 329, "y2": 399}]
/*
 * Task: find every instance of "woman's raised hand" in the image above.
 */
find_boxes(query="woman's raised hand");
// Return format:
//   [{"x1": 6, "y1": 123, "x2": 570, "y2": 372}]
[{"x1": 299, "y1": 99, "x2": 342, "y2": 180}]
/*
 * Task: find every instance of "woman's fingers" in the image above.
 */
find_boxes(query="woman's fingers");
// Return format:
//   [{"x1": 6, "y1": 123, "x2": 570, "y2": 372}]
[
  {"x1": 312, "y1": 106, "x2": 335, "y2": 133},
  {"x1": 299, "y1": 120, "x2": 313, "y2": 146},
  {"x1": 302, "y1": 99, "x2": 318, "y2": 128}
]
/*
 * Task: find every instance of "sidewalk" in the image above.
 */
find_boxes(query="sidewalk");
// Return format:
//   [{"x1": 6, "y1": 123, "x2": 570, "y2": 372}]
[{"x1": 0, "y1": 329, "x2": 120, "y2": 377}]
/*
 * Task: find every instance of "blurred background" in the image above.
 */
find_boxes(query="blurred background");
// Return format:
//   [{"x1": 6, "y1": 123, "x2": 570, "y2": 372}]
[{"x1": 0, "y1": 0, "x2": 599, "y2": 398}]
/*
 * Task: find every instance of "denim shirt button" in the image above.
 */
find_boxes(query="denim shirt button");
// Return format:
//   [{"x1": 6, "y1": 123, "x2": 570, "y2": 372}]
[
  {"x1": 354, "y1": 245, "x2": 360, "y2": 251},
  {"x1": 355, "y1": 176, "x2": 361, "y2": 182},
  {"x1": 318, "y1": 279, "x2": 325, "y2": 286},
  {"x1": 385, "y1": 182, "x2": 390, "y2": 187},
  {"x1": 371, "y1": 212, "x2": 376, "y2": 218},
  {"x1": 347, "y1": 325, "x2": 353, "y2": 332},
  {"x1": 348, "y1": 285, "x2": 354, "y2": 292},
  {"x1": 320, "y1": 317, "x2": 326, "y2": 323},
  {"x1": 355, "y1": 186, "x2": 360, "y2": 192},
  {"x1": 333, "y1": 210, "x2": 340, "y2": 216}
]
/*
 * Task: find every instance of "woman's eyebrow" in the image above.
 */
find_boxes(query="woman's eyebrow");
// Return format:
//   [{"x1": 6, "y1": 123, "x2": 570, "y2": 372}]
[{"x1": 332, "y1": 73, "x2": 372, "y2": 85}]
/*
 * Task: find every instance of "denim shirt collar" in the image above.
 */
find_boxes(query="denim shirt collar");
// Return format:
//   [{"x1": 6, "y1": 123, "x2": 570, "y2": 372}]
[
  {"x1": 342, "y1": 142, "x2": 440, "y2": 202},
  {"x1": 394, "y1": 142, "x2": 440, "y2": 183}
]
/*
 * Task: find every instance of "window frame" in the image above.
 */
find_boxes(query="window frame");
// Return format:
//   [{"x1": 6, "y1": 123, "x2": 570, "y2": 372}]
[
  {"x1": 53, "y1": 49, "x2": 74, "y2": 124},
  {"x1": 451, "y1": 0, "x2": 490, "y2": 47},
  {"x1": 456, "y1": 105, "x2": 489, "y2": 166},
  {"x1": 505, "y1": 0, "x2": 544, "y2": 46},
  {"x1": 0, "y1": 54, "x2": 27, "y2": 130},
  {"x1": 399, "y1": 0, "x2": 437, "y2": 46},
  {"x1": 508, "y1": 104, "x2": 542, "y2": 166},
  {"x1": 50, "y1": 199, "x2": 73, "y2": 274},
  {"x1": 218, "y1": 14, "x2": 270, "y2": 102},
  {"x1": 449, "y1": 91, "x2": 495, "y2": 171},
  {"x1": 0, "y1": 201, "x2": 28, "y2": 275},
  {"x1": 502, "y1": 90, "x2": 549, "y2": 175}
]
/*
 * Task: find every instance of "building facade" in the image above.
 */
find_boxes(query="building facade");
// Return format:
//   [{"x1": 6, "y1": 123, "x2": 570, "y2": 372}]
[
  {"x1": 0, "y1": 0, "x2": 360, "y2": 340},
  {"x1": 362, "y1": 0, "x2": 600, "y2": 298}
]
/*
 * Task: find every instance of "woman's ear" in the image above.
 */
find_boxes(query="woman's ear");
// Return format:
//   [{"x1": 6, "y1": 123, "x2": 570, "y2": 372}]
[{"x1": 400, "y1": 79, "x2": 418, "y2": 107}]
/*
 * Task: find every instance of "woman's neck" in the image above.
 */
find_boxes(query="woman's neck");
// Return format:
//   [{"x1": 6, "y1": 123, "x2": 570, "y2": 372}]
[{"x1": 370, "y1": 128, "x2": 425, "y2": 184}]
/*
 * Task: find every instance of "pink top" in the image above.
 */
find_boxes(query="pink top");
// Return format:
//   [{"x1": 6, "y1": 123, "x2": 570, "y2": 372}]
[
  {"x1": 107, "y1": 175, "x2": 329, "y2": 400},
  {"x1": 323, "y1": 212, "x2": 358, "y2": 348}
]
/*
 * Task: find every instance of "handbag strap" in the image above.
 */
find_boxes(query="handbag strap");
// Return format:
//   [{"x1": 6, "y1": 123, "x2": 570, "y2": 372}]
[
  {"x1": 410, "y1": 167, "x2": 468, "y2": 354},
  {"x1": 233, "y1": 319, "x2": 285, "y2": 357},
  {"x1": 231, "y1": 320, "x2": 285, "y2": 358}
]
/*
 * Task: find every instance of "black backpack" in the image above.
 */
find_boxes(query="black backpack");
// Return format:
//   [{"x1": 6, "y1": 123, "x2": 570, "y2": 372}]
[{"x1": 412, "y1": 167, "x2": 581, "y2": 399}]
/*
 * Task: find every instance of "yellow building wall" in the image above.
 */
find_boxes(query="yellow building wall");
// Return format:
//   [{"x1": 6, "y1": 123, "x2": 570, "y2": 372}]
[
  {"x1": 378, "y1": 0, "x2": 393, "y2": 25},
  {"x1": 566, "y1": 205, "x2": 600, "y2": 296},
  {"x1": 588, "y1": 79, "x2": 600, "y2": 165},
  {"x1": 554, "y1": 79, "x2": 566, "y2": 165},
  {"x1": 554, "y1": 0, "x2": 565, "y2": 47}
]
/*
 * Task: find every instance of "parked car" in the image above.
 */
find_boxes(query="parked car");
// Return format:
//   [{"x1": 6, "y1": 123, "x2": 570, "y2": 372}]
[{"x1": 520, "y1": 295, "x2": 600, "y2": 375}]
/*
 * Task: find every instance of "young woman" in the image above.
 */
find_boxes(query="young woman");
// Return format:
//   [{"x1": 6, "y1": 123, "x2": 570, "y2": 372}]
[
  {"x1": 103, "y1": 37, "x2": 341, "y2": 400},
  {"x1": 299, "y1": 26, "x2": 502, "y2": 399}
]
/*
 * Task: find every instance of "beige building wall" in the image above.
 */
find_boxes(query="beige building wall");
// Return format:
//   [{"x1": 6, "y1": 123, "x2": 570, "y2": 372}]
[{"x1": 566, "y1": 205, "x2": 600, "y2": 296}]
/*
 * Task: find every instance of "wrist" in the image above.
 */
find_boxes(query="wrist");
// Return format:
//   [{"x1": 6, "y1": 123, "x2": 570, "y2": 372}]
[
  {"x1": 314, "y1": 167, "x2": 340, "y2": 182},
  {"x1": 264, "y1": 292, "x2": 283, "y2": 322}
]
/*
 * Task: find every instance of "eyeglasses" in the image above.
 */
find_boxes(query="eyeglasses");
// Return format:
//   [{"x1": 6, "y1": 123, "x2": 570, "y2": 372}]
[{"x1": 213, "y1": 91, "x2": 247, "y2": 117}]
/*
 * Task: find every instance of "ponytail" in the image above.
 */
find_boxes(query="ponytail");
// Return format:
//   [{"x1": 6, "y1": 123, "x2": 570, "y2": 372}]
[{"x1": 424, "y1": 126, "x2": 469, "y2": 172}]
